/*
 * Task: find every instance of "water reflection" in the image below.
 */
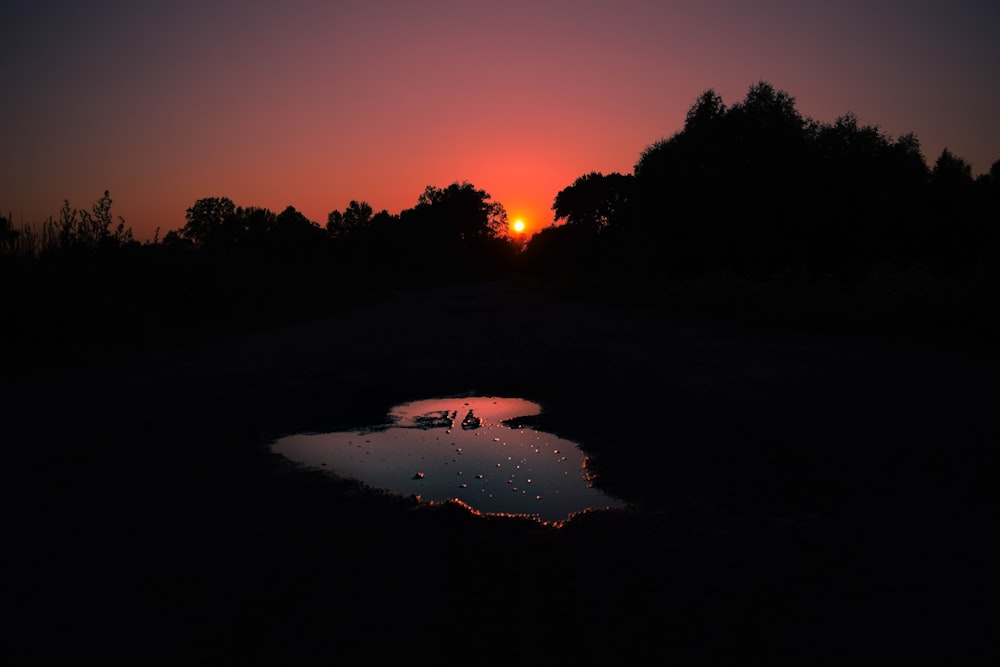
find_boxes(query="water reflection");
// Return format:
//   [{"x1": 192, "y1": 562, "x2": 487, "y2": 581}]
[{"x1": 272, "y1": 396, "x2": 625, "y2": 524}]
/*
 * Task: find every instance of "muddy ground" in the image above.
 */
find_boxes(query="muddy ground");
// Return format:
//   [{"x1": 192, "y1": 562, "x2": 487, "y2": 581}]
[{"x1": 3, "y1": 280, "x2": 998, "y2": 665}]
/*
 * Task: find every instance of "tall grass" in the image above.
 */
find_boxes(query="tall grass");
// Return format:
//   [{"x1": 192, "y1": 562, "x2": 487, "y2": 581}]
[{"x1": 0, "y1": 191, "x2": 134, "y2": 259}]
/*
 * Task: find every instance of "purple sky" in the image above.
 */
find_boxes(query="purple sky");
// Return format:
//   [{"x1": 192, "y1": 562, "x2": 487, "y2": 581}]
[{"x1": 3, "y1": 0, "x2": 998, "y2": 240}]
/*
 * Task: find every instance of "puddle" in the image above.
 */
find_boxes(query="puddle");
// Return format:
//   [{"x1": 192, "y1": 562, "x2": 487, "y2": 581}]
[{"x1": 272, "y1": 396, "x2": 625, "y2": 524}]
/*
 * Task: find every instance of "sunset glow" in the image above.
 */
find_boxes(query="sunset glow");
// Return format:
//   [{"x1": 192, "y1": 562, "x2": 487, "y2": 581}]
[
  {"x1": 513, "y1": 219, "x2": 526, "y2": 234},
  {"x1": 1, "y1": 2, "x2": 998, "y2": 241}
]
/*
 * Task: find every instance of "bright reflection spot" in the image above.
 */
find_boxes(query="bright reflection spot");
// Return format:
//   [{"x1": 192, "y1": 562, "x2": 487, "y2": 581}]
[{"x1": 272, "y1": 396, "x2": 625, "y2": 524}]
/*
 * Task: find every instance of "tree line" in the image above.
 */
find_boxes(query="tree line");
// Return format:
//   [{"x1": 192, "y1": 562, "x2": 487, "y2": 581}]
[
  {"x1": 1, "y1": 181, "x2": 515, "y2": 270},
  {"x1": 530, "y1": 81, "x2": 999, "y2": 283},
  {"x1": 4, "y1": 82, "x2": 997, "y2": 285},
  {"x1": 3, "y1": 81, "x2": 998, "y2": 370},
  {"x1": 0, "y1": 182, "x2": 520, "y2": 371}
]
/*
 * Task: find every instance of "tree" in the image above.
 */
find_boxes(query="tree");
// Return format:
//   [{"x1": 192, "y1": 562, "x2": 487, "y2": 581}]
[
  {"x1": 327, "y1": 200, "x2": 374, "y2": 240},
  {"x1": 552, "y1": 172, "x2": 634, "y2": 233},
  {"x1": 237, "y1": 206, "x2": 278, "y2": 249},
  {"x1": 1, "y1": 213, "x2": 21, "y2": 256},
  {"x1": 629, "y1": 83, "x2": 821, "y2": 276},
  {"x1": 979, "y1": 159, "x2": 1000, "y2": 201},
  {"x1": 271, "y1": 206, "x2": 326, "y2": 252},
  {"x1": 403, "y1": 181, "x2": 508, "y2": 247},
  {"x1": 180, "y1": 197, "x2": 237, "y2": 247},
  {"x1": 931, "y1": 148, "x2": 974, "y2": 188},
  {"x1": 683, "y1": 89, "x2": 726, "y2": 134},
  {"x1": 727, "y1": 81, "x2": 804, "y2": 136},
  {"x1": 388, "y1": 182, "x2": 515, "y2": 276}
]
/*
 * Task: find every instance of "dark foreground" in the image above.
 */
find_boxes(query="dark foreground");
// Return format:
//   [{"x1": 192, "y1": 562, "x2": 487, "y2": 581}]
[{"x1": 3, "y1": 281, "x2": 998, "y2": 665}]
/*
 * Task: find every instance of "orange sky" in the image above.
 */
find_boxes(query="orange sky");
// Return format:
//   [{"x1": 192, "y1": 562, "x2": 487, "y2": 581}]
[{"x1": 3, "y1": 1, "x2": 999, "y2": 241}]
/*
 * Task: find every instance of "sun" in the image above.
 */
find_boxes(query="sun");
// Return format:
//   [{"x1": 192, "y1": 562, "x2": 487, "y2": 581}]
[{"x1": 512, "y1": 219, "x2": 525, "y2": 234}]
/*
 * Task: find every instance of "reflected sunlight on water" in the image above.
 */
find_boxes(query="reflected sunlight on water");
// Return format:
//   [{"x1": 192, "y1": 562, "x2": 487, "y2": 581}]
[{"x1": 272, "y1": 396, "x2": 625, "y2": 524}]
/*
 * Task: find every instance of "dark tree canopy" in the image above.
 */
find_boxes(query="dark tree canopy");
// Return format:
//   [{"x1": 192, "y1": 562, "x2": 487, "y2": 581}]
[
  {"x1": 180, "y1": 196, "x2": 237, "y2": 247},
  {"x1": 0, "y1": 213, "x2": 17, "y2": 255},
  {"x1": 552, "y1": 172, "x2": 634, "y2": 234},
  {"x1": 683, "y1": 89, "x2": 727, "y2": 134},
  {"x1": 931, "y1": 148, "x2": 974, "y2": 188},
  {"x1": 728, "y1": 81, "x2": 804, "y2": 135},
  {"x1": 385, "y1": 182, "x2": 515, "y2": 276},
  {"x1": 404, "y1": 181, "x2": 508, "y2": 243},
  {"x1": 176, "y1": 197, "x2": 325, "y2": 252},
  {"x1": 534, "y1": 80, "x2": 999, "y2": 281},
  {"x1": 327, "y1": 200, "x2": 374, "y2": 240}
]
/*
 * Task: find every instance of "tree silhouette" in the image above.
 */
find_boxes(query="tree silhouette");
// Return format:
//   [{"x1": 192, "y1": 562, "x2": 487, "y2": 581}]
[
  {"x1": 327, "y1": 200, "x2": 374, "y2": 240},
  {"x1": 235, "y1": 207, "x2": 279, "y2": 250},
  {"x1": 404, "y1": 182, "x2": 508, "y2": 244},
  {"x1": 388, "y1": 182, "x2": 514, "y2": 276},
  {"x1": 805, "y1": 113, "x2": 931, "y2": 275},
  {"x1": 179, "y1": 197, "x2": 238, "y2": 248},
  {"x1": 268, "y1": 206, "x2": 327, "y2": 259},
  {"x1": 552, "y1": 172, "x2": 634, "y2": 234},
  {"x1": 931, "y1": 148, "x2": 974, "y2": 190},
  {"x1": 989, "y1": 160, "x2": 1000, "y2": 187},
  {"x1": 683, "y1": 89, "x2": 727, "y2": 134},
  {"x1": 620, "y1": 81, "x2": 966, "y2": 279},
  {"x1": 921, "y1": 148, "x2": 983, "y2": 274},
  {"x1": 519, "y1": 220, "x2": 604, "y2": 276},
  {"x1": 630, "y1": 84, "x2": 814, "y2": 275},
  {"x1": 0, "y1": 213, "x2": 21, "y2": 256},
  {"x1": 175, "y1": 198, "x2": 327, "y2": 255}
]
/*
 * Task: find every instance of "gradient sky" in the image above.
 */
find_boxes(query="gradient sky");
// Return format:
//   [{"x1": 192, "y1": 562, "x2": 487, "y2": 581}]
[{"x1": 3, "y1": 1, "x2": 999, "y2": 241}]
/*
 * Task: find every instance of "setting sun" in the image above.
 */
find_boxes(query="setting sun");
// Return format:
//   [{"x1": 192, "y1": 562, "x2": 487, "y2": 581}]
[{"x1": 512, "y1": 219, "x2": 525, "y2": 233}]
